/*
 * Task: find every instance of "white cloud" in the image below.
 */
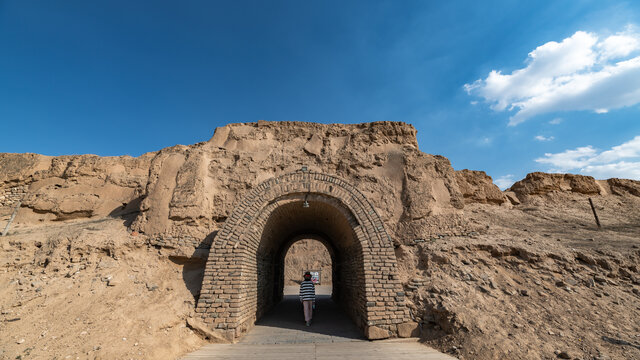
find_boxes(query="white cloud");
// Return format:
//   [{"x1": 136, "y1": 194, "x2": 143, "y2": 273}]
[
  {"x1": 534, "y1": 135, "x2": 555, "y2": 142},
  {"x1": 549, "y1": 117, "x2": 563, "y2": 125},
  {"x1": 593, "y1": 135, "x2": 640, "y2": 162},
  {"x1": 465, "y1": 26, "x2": 640, "y2": 125},
  {"x1": 535, "y1": 135, "x2": 640, "y2": 179},
  {"x1": 536, "y1": 146, "x2": 597, "y2": 171},
  {"x1": 494, "y1": 174, "x2": 515, "y2": 190},
  {"x1": 582, "y1": 161, "x2": 640, "y2": 179},
  {"x1": 599, "y1": 32, "x2": 640, "y2": 60}
]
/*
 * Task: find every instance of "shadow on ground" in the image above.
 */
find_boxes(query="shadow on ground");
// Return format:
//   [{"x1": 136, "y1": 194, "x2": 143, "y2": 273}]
[{"x1": 239, "y1": 292, "x2": 365, "y2": 344}]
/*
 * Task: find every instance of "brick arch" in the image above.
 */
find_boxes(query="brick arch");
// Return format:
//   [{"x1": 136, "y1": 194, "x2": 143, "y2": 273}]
[
  {"x1": 252, "y1": 193, "x2": 366, "y2": 323},
  {"x1": 196, "y1": 170, "x2": 411, "y2": 340}
]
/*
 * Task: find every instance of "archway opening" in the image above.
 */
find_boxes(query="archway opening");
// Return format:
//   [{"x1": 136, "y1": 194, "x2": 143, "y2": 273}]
[
  {"x1": 254, "y1": 195, "x2": 367, "y2": 330},
  {"x1": 283, "y1": 236, "x2": 333, "y2": 294}
]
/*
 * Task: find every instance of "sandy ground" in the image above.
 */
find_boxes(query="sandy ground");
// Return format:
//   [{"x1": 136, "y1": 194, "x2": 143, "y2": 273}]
[
  {"x1": 396, "y1": 192, "x2": 640, "y2": 360},
  {"x1": 0, "y1": 217, "x2": 206, "y2": 360}
]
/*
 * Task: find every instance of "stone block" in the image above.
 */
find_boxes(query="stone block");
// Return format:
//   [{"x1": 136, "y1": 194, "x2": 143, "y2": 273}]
[
  {"x1": 365, "y1": 325, "x2": 390, "y2": 340},
  {"x1": 397, "y1": 321, "x2": 420, "y2": 338},
  {"x1": 186, "y1": 317, "x2": 230, "y2": 343}
]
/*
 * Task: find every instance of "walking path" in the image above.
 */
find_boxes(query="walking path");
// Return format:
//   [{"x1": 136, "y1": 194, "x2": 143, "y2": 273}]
[
  {"x1": 182, "y1": 286, "x2": 456, "y2": 359},
  {"x1": 238, "y1": 286, "x2": 362, "y2": 345}
]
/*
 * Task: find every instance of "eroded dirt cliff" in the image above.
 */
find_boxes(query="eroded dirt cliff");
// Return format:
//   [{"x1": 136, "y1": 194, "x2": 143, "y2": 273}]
[
  {"x1": 127, "y1": 121, "x2": 468, "y2": 253},
  {"x1": 0, "y1": 152, "x2": 152, "y2": 223}
]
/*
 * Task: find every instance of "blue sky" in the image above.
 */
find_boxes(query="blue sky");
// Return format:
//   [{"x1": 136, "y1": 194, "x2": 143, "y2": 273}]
[{"x1": 1, "y1": 1, "x2": 640, "y2": 188}]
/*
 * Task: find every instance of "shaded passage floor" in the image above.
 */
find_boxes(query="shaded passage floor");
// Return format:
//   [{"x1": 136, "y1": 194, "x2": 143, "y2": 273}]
[
  {"x1": 182, "y1": 286, "x2": 456, "y2": 359},
  {"x1": 240, "y1": 286, "x2": 363, "y2": 344}
]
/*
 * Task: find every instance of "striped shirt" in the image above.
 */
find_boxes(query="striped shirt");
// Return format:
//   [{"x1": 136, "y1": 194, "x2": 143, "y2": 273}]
[{"x1": 299, "y1": 280, "x2": 316, "y2": 301}]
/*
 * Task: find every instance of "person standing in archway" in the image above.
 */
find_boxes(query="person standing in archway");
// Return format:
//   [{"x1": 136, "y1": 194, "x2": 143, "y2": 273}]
[{"x1": 299, "y1": 271, "x2": 316, "y2": 326}]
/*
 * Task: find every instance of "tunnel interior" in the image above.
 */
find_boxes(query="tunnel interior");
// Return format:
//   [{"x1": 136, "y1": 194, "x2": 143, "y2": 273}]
[
  {"x1": 282, "y1": 235, "x2": 333, "y2": 288},
  {"x1": 253, "y1": 194, "x2": 367, "y2": 329}
]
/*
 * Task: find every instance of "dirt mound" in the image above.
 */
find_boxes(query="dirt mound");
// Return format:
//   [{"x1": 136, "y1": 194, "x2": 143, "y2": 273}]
[
  {"x1": 607, "y1": 178, "x2": 640, "y2": 197},
  {"x1": 0, "y1": 218, "x2": 207, "y2": 360},
  {"x1": 401, "y1": 238, "x2": 639, "y2": 360},
  {"x1": 1, "y1": 121, "x2": 472, "y2": 248},
  {"x1": 510, "y1": 172, "x2": 603, "y2": 199},
  {"x1": 455, "y1": 169, "x2": 507, "y2": 205}
]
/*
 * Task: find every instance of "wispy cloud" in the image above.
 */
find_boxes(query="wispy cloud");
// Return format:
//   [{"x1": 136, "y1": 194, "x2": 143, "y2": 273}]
[
  {"x1": 534, "y1": 135, "x2": 555, "y2": 142},
  {"x1": 465, "y1": 26, "x2": 640, "y2": 125},
  {"x1": 549, "y1": 117, "x2": 563, "y2": 125},
  {"x1": 475, "y1": 136, "x2": 492, "y2": 147},
  {"x1": 535, "y1": 135, "x2": 640, "y2": 179},
  {"x1": 494, "y1": 174, "x2": 515, "y2": 190}
]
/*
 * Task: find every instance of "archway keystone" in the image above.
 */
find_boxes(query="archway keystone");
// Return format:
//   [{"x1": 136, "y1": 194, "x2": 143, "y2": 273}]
[{"x1": 195, "y1": 170, "x2": 411, "y2": 340}]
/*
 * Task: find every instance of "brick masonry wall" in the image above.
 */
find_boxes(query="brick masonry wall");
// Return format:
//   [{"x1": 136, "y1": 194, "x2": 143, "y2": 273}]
[{"x1": 195, "y1": 171, "x2": 412, "y2": 340}]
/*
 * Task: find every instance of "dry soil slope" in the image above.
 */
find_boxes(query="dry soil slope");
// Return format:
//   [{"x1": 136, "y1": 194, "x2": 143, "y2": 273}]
[{"x1": 401, "y1": 170, "x2": 640, "y2": 359}]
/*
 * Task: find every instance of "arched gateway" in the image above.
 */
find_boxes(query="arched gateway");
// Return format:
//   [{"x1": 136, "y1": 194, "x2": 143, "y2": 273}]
[{"x1": 195, "y1": 169, "x2": 411, "y2": 340}]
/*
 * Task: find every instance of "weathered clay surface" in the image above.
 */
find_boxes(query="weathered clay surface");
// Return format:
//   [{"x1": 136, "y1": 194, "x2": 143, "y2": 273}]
[
  {"x1": 510, "y1": 172, "x2": 602, "y2": 198},
  {"x1": 0, "y1": 153, "x2": 153, "y2": 221},
  {"x1": 0, "y1": 122, "x2": 510, "y2": 245},
  {"x1": 397, "y1": 321, "x2": 420, "y2": 338},
  {"x1": 455, "y1": 169, "x2": 507, "y2": 205},
  {"x1": 124, "y1": 121, "x2": 469, "y2": 248},
  {"x1": 607, "y1": 177, "x2": 640, "y2": 197}
]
